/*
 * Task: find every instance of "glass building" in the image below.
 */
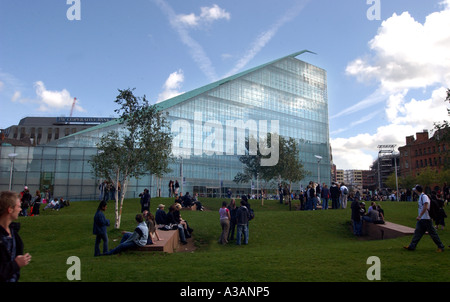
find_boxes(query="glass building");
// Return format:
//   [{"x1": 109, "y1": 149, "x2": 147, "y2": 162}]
[{"x1": 0, "y1": 51, "x2": 331, "y2": 200}]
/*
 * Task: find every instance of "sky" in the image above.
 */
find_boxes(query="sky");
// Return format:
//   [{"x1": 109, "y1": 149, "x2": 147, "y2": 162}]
[{"x1": 1, "y1": 0, "x2": 449, "y2": 170}]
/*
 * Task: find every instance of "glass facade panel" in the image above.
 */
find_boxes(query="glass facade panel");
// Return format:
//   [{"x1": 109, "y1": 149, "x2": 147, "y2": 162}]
[{"x1": 0, "y1": 53, "x2": 331, "y2": 200}]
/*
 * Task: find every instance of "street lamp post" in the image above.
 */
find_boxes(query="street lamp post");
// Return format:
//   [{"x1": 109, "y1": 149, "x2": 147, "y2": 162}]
[
  {"x1": 8, "y1": 153, "x2": 18, "y2": 190},
  {"x1": 314, "y1": 155, "x2": 322, "y2": 185},
  {"x1": 180, "y1": 156, "x2": 184, "y2": 195}
]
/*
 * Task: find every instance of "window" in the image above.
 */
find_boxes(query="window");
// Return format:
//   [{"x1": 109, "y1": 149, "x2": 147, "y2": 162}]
[{"x1": 48, "y1": 128, "x2": 53, "y2": 140}]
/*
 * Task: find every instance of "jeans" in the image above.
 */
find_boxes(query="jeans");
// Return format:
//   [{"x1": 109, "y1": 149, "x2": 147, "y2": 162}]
[
  {"x1": 105, "y1": 232, "x2": 136, "y2": 255},
  {"x1": 331, "y1": 197, "x2": 340, "y2": 209},
  {"x1": 321, "y1": 198, "x2": 329, "y2": 210},
  {"x1": 340, "y1": 195, "x2": 348, "y2": 209},
  {"x1": 228, "y1": 219, "x2": 236, "y2": 241},
  {"x1": 306, "y1": 197, "x2": 314, "y2": 210},
  {"x1": 94, "y1": 233, "x2": 109, "y2": 256},
  {"x1": 362, "y1": 216, "x2": 373, "y2": 222},
  {"x1": 177, "y1": 225, "x2": 187, "y2": 242},
  {"x1": 236, "y1": 224, "x2": 248, "y2": 245},
  {"x1": 353, "y1": 220, "x2": 362, "y2": 236},
  {"x1": 408, "y1": 219, "x2": 445, "y2": 250}
]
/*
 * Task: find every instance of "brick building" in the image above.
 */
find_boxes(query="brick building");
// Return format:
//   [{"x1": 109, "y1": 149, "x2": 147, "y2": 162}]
[{"x1": 398, "y1": 129, "x2": 448, "y2": 177}]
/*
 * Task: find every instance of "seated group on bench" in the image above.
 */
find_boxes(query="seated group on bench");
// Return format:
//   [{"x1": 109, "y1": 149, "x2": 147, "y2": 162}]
[
  {"x1": 175, "y1": 192, "x2": 204, "y2": 211},
  {"x1": 155, "y1": 203, "x2": 193, "y2": 245},
  {"x1": 103, "y1": 210, "x2": 163, "y2": 255},
  {"x1": 103, "y1": 213, "x2": 149, "y2": 255},
  {"x1": 351, "y1": 201, "x2": 385, "y2": 236},
  {"x1": 362, "y1": 202, "x2": 385, "y2": 224}
]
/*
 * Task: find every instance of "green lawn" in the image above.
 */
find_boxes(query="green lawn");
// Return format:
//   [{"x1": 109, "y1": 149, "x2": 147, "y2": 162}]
[{"x1": 17, "y1": 197, "x2": 450, "y2": 282}]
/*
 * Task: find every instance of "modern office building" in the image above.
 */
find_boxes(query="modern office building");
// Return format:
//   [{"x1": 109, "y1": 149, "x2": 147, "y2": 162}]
[
  {"x1": 1, "y1": 116, "x2": 115, "y2": 145},
  {"x1": 0, "y1": 51, "x2": 331, "y2": 200}
]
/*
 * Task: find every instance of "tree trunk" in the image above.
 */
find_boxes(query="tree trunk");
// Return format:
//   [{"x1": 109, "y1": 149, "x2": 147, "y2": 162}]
[
  {"x1": 114, "y1": 169, "x2": 121, "y2": 229},
  {"x1": 118, "y1": 177, "x2": 128, "y2": 229}
]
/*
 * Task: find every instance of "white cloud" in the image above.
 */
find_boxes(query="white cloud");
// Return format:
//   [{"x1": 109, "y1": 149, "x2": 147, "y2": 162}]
[
  {"x1": 34, "y1": 81, "x2": 85, "y2": 113},
  {"x1": 154, "y1": 0, "x2": 218, "y2": 81},
  {"x1": 11, "y1": 91, "x2": 21, "y2": 102},
  {"x1": 334, "y1": 4, "x2": 450, "y2": 170},
  {"x1": 176, "y1": 13, "x2": 198, "y2": 27},
  {"x1": 176, "y1": 4, "x2": 230, "y2": 27},
  {"x1": 225, "y1": 0, "x2": 310, "y2": 77},
  {"x1": 346, "y1": 8, "x2": 450, "y2": 94},
  {"x1": 200, "y1": 4, "x2": 230, "y2": 22},
  {"x1": 157, "y1": 70, "x2": 185, "y2": 103},
  {"x1": 332, "y1": 87, "x2": 449, "y2": 170}
]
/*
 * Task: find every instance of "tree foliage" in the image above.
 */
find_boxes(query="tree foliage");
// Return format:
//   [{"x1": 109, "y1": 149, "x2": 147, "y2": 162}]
[
  {"x1": 433, "y1": 88, "x2": 450, "y2": 170},
  {"x1": 89, "y1": 88, "x2": 172, "y2": 228},
  {"x1": 234, "y1": 134, "x2": 309, "y2": 199}
]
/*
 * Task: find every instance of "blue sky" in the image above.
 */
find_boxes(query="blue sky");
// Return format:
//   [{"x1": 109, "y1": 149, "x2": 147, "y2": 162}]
[{"x1": 1, "y1": 0, "x2": 449, "y2": 169}]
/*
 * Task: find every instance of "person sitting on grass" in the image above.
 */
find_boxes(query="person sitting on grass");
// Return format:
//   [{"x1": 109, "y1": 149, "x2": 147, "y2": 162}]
[
  {"x1": 192, "y1": 192, "x2": 204, "y2": 211},
  {"x1": 103, "y1": 214, "x2": 148, "y2": 255},
  {"x1": 43, "y1": 198, "x2": 57, "y2": 211}
]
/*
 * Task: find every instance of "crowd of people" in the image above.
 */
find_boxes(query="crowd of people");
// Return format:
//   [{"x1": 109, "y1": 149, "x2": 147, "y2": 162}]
[
  {"x1": 275, "y1": 181, "x2": 352, "y2": 211},
  {"x1": 18, "y1": 186, "x2": 69, "y2": 217},
  {"x1": 98, "y1": 180, "x2": 121, "y2": 202},
  {"x1": 217, "y1": 195, "x2": 254, "y2": 246},
  {"x1": 1, "y1": 177, "x2": 449, "y2": 282}
]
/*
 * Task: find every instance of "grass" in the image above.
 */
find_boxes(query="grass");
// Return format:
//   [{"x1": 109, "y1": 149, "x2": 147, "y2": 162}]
[{"x1": 16, "y1": 197, "x2": 450, "y2": 282}]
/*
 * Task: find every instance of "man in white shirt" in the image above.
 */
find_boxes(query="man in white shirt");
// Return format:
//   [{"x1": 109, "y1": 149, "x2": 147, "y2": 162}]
[
  {"x1": 404, "y1": 185, "x2": 445, "y2": 252},
  {"x1": 339, "y1": 183, "x2": 348, "y2": 209}
]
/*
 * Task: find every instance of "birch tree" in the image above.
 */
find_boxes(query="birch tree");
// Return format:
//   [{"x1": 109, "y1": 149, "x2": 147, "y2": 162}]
[{"x1": 90, "y1": 88, "x2": 172, "y2": 228}]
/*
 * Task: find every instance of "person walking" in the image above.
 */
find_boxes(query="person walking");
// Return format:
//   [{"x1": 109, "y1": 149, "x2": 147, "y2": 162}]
[
  {"x1": 218, "y1": 201, "x2": 230, "y2": 245},
  {"x1": 340, "y1": 182, "x2": 349, "y2": 209},
  {"x1": 93, "y1": 201, "x2": 110, "y2": 256},
  {"x1": 0, "y1": 191, "x2": 32, "y2": 282},
  {"x1": 404, "y1": 185, "x2": 445, "y2": 252}
]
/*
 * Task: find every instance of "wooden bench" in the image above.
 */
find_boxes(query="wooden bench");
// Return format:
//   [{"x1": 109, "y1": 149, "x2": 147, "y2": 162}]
[
  {"x1": 137, "y1": 229, "x2": 180, "y2": 253},
  {"x1": 351, "y1": 221, "x2": 415, "y2": 240},
  {"x1": 181, "y1": 204, "x2": 197, "y2": 211}
]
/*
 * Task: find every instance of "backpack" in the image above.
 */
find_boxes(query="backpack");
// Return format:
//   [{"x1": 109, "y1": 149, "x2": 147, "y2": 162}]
[
  {"x1": 428, "y1": 195, "x2": 440, "y2": 221},
  {"x1": 343, "y1": 187, "x2": 348, "y2": 195},
  {"x1": 248, "y1": 208, "x2": 255, "y2": 221}
]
